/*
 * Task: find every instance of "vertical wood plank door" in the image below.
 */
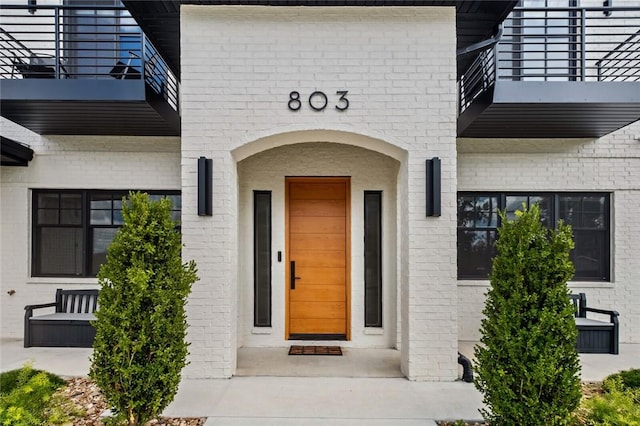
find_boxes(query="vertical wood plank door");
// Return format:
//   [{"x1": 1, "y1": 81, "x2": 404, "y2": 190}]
[{"x1": 286, "y1": 177, "x2": 350, "y2": 340}]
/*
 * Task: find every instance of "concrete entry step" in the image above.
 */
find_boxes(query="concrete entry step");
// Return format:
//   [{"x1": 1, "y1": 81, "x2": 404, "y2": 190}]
[{"x1": 236, "y1": 347, "x2": 403, "y2": 378}]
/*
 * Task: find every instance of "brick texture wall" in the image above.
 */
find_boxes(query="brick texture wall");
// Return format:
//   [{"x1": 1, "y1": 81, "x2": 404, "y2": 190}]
[
  {"x1": 0, "y1": 117, "x2": 180, "y2": 338},
  {"x1": 181, "y1": 5, "x2": 458, "y2": 380},
  {"x1": 457, "y1": 121, "x2": 640, "y2": 344}
]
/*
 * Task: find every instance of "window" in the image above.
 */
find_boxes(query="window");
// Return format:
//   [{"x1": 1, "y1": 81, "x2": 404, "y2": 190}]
[
  {"x1": 253, "y1": 191, "x2": 272, "y2": 327},
  {"x1": 364, "y1": 191, "x2": 383, "y2": 327},
  {"x1": 457, "y1": 192, "x2": 610, "y2": 281},
  {"x1": 33, "y1": 190, "x2": 180, "y2": 277}
]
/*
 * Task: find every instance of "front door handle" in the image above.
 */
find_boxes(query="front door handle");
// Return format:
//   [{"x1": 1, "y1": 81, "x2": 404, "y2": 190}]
[{"x1": 290, "y1": 261, "x2": 301, "y2": 289}]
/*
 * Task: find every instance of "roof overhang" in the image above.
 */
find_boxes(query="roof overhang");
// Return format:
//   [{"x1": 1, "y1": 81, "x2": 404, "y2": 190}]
[
  {"x1": 1, "y1": 136, "x2": 34, "y2": 166},
  {"x1": 458, "y1": 81, "x2": 640, "y2": 138},
  {"x1": 122, "y1": 0, "x2": 518, "y2": 78}
]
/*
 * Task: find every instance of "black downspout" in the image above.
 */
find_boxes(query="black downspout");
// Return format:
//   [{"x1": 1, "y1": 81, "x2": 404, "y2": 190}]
[{"x1": 458, "y1": 352, "x2": 473, "y2": 383}]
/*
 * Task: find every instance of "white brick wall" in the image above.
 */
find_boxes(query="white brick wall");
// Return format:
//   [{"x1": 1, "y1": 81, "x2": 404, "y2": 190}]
[
  {"x1": 181, "y1": 5, "x2": 458, "y2": 380},
  {"x1": 237, "y1": 141, "x2": 399, "y2": 349},
  {"x1": 0, "y1": 117, "x2": 181, "y2": 338},
  {"x1": 457, "y1": 120, "x2": 640, "y2": 345}
]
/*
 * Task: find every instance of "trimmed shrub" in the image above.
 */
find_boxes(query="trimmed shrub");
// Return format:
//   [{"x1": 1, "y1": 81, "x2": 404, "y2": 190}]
[
  {"x1": 90, "y1": 192, "x2": 198, "y2": 426},
  {"x1": 474, "y1": 203, "x2": 582, "y2": 425}
]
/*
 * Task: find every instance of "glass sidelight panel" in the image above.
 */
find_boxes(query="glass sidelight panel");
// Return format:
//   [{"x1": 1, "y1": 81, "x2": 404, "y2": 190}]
[
  {"x1": 254, "y1": 191, "x2": 272, "y2": 327},
  {"x1": 364, "y1": 191, "x2": 382, "y2": 328}
]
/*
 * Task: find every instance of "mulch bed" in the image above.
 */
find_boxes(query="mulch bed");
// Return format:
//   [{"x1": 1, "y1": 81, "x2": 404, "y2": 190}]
[{"x1": 59, "y1": 377, "x2": 205, "y2": 426}]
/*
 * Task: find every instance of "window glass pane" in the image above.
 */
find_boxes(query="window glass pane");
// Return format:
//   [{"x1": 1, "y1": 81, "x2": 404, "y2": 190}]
[
  {"x1": 572, "y1": 230, "x2": 607, "y2": 279},
  {"x1": 91, "y1": 194, "x2": 112, "y2": 209},
  {"x1": 558, "y1": 196, "x2": 582, "y2": 227},
  {"x1": 38, "y1": 227, "x2": 83, "y2": 275},
  {"x1": 90, "y1": 210, "x2": 112, "y2": 225},
  {"x1": 582, "y1": 196, "x2": 605, "y2": 229},
  {"x1": 530, "y1": 195, "x2": 552, "y2": 227},
  {"x1": 91, "y1": 228, "x2": 119, "y2": 276},
  {"x1": 364, "y1": 191, "x2": 383, "y2": 327},
  {"x1": 457, "y1": 196, "x2": 475, "y2": 227},
  {"x1": 61, "y1": 193, "x2": 82, "y2": 209},
  {"x1": 254, "y1": 191, "x2": 271, "y2": 327},
  {"x1": 457, "y1": 230, "x2": 497, "y2": 278},
  {"x1": 475, "y1": 196, "x2": 498, "y2": 227},
  {"x1": 168, "y1": 195, "x2": 181, "y2": 210},
  {"x1": 61, "y1": 209, "x2": 82, "y2": 225},
  {"x1": 170, "y1": 211, "x2": 181, "y2": 223},
  {"x1": 38, "y1": 193, "x2": 59, "y2": 208},
  {"x1": 113, "y1": 209, "x2": 124, "y2": 225},
  {"x1": 506, "y1": 196, "x2": 527, "y2": 220},
  {"x1": 113, "y1": 199, "x2": 123, "y2": 209},
  {"x1": 38, "y1": 209, "x2": 59, "y2": 225}
]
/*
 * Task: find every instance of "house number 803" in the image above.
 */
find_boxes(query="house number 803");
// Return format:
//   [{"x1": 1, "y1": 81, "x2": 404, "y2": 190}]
[{"x1": 288, "y1": 90, "x2": 349, "y2": 112}]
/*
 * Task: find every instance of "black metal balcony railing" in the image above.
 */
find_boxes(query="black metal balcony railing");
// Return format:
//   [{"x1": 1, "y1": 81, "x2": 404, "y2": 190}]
[
  {"x1": 0, "y1": 4, "x2": 178, "y2": 112},
  {"x1": 459, "y1": 6, "x2": 640, "y2": 114}
]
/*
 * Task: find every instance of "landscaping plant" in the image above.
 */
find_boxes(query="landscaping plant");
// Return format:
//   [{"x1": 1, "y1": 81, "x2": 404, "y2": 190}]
[
  {"x1": 0, "y1": 363, "x2": 77, "y2": 425},
  {"x1": 579, "y1": 369, "x2": 640, "y2": 425},
  {"x1": 90, "y1": 192, "x2": 198, "y2": 426},
  {"x1": 474, "y1": 203, "x2": 581, "y2": 425}
]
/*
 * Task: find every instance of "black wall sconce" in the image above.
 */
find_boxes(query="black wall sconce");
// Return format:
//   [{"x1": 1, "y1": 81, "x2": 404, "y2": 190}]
[
  {"x1": 198, "y1": 156, "x2": 212, "y2": 216},
  {"x1": 426, "y1": 157, "x2": 441, "y2": 217}
]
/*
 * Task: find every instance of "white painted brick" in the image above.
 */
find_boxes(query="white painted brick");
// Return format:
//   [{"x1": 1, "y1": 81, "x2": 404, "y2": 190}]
[
  {"x1": 0, "y1": 117, "x2": 180, "y2": 339},
  {"x1": 180, "y1": 5, "x2": 457, "y2": 380},
  {"x1": 457, "y1": 121, "x2": 640, "y2": 345}
]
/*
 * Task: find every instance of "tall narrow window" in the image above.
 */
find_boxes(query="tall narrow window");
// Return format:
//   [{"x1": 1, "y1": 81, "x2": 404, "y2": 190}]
[
  {"x1": 33, "y1": 191, "x2": 84, "y2": 276},
  {"x1": 364, "y1": 191, "x2": 382, "y2": 327},
  {"x1": 254, "y1": 191, "x2": 272, "y2": 327},
  {"x1": 558, "y1": 194, "x2": 610, "y2": 280},
  {"x1": 457, "y1": 194, "x2": 499, "y2": 279}
]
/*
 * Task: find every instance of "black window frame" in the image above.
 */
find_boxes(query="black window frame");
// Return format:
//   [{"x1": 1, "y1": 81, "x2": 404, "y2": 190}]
[
  {"x1": 364, "y1": 191, "x2": 383, "y2": 328},
  {"x1": 457, "y1": 192, "x2": 611, "y2": 282},
  {"x1": 32, "y1": 189, "x2": 181, "y2": 278},
  {"x1": 253, "y1": 190, "x2": 272, "y2": 327}
]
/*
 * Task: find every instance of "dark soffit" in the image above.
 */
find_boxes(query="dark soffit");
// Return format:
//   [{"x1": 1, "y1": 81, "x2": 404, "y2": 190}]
[
  {"x1": 1, "y1": 136, "x2": 34, "y2": 166},
  {"x1": 122, "y1": 0, "x2": 518, "y2": 77}
]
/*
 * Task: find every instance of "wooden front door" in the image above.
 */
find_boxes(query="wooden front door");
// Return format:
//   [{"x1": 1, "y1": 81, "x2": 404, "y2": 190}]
[{"x1": 286, "y1": 177, "x2": 350, "y2": 340}]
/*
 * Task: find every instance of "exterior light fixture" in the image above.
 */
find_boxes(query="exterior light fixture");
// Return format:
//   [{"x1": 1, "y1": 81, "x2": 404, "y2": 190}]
[
  {"x1": 426, "y1": 157, "x2": 441, "y2": 217},
  {"x1": 198, "y1": 157, "x2": 212, "y2": 216}
]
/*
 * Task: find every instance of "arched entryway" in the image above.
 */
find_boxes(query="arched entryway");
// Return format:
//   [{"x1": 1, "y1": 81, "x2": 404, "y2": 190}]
[{"x1": 233, "y1": 131, "x2": 406, "y2": 376}]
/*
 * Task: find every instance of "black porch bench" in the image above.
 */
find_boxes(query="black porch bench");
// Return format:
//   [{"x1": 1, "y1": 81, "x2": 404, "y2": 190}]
[
  {"x1": 24, "y1": 288, "x2": 98, "y2": 348},
  {"x1": 570, "y1": 292, "x2": 619, "y2": 354}
]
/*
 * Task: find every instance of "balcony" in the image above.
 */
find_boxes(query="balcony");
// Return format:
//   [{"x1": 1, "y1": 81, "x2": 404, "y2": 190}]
[
  {"x1": 458, "y1": 5, "x2": 640, "y2": 138},
  {"x1": 0, "y1": 4, "x2": 179, "y2": 136}
]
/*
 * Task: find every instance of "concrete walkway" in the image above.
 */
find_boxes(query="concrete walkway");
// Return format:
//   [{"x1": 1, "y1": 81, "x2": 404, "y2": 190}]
[{"x1": 2, "y1": 339, "x2": 639, "y2": 425}]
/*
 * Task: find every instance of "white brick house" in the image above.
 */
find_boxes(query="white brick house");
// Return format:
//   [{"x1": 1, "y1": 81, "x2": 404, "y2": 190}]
[{"x1": 1, "y1": 0, "x2": 638, "y2": 382}]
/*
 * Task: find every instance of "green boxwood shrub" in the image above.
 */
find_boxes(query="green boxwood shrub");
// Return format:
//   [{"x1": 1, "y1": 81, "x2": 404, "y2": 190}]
[
  {"x1": 90, "y1": 192, "x2": 198, "y2": 426},
  {"x1": 474, "y1": 204, "x2": 582, "y2": 425}
]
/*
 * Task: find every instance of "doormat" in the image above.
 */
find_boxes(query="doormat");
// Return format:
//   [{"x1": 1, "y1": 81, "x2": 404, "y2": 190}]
[{"x1": 288, "y1": 345, "x2": 342, "y2": 356}]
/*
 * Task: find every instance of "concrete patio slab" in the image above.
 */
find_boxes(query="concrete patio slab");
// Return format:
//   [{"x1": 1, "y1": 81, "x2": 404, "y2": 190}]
[{"x1": 2, "y1": 338, "x2": 639, "y2": 425}]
